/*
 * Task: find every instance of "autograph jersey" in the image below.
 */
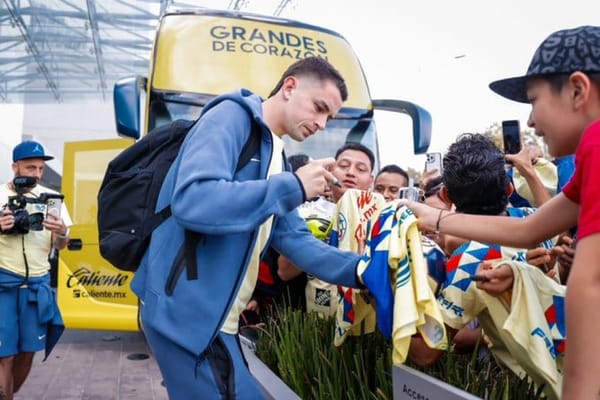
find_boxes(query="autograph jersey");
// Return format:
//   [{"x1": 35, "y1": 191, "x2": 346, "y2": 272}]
[{"x1": 440, "y1": 241, "x2": 566, "y2": 400}]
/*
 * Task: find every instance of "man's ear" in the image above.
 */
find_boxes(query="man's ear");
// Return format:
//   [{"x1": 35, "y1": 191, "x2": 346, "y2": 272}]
[
  {"x1": 281, "y1": 76, "x2": 298, "y2": 100},
  {"x1": 439, "y1": 186, "x2": 452, "y2": 205},
  {"x1": 569, "y1": 71, "x2": 591, "y2": 109},
  {"x1": 506, "y1": 182, "x2": 514, "y2": 197}
]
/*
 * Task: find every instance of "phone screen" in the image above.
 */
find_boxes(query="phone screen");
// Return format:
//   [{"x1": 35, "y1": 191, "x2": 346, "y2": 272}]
[{"x1": 502, "y1": 120, "x2": 521, "y2": 155}]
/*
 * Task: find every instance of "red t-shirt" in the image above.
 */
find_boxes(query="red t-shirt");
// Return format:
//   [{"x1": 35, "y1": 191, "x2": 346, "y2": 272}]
[{"x1": 562, "y1": 119, "x2": 600, "y2": 240}]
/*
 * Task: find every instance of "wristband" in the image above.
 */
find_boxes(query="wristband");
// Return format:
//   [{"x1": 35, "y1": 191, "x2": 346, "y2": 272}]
[
  {"x1": 435, "y1": 209, "x2": 444, "y2": 232},
  {"x1": 57, "y1": 227, "x2": 70, "y2": 239},
  {"x1": 435, "y1": 210, "x2": 455, "y2": 233}
]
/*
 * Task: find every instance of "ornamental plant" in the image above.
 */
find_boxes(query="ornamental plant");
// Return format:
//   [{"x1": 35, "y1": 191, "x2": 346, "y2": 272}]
[{"x1": 255, "y1": 306, "x2": 545, "y2": 400}]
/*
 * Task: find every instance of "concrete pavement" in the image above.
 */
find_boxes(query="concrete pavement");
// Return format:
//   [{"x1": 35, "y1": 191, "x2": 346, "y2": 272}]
[{"x1": 14, "y1": 329, "x2": 168, "y2": 400}]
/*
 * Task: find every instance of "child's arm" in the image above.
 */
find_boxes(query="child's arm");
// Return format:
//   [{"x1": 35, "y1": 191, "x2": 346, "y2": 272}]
[
  {"x1": 400, "y1": 193, "x2": 578, "y2": 250},
  {"x1": 506, "y1": 147, "x2": 553, "y2": 207},
  {"x1": 562, "y1": 233, "x2": 600, "y2": 399}
]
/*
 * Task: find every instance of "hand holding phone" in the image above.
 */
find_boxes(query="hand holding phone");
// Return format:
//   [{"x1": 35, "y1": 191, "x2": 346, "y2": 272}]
[
  {"x1": 502, "y1": 120, "x2": 521, "y2": 157},
  {"x1": 398, "y1": 187, "x2": 424, "y2": 202},
  {"x1": 240, "y1": 309, "x2": 261, "y2": 326},
  {"x1": 425, "y1": 152, "x2": 443, "y2": 176},
  {"x1": 45, "y1": 196, "x2": 63, "y2": 220}
]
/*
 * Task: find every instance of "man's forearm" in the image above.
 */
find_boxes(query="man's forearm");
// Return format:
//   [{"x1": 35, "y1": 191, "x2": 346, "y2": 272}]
[{"x1": 53, "y1": 227, "x2": 70, "y2": 250}]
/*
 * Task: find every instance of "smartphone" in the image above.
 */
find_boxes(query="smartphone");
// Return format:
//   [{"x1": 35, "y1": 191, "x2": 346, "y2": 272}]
[
  {"x1": 240, "y1": 309, "x2": 261, "y2": 326},
  {"x1": 469, "y1": 274, "x2": 491, "y2": 282},
  {"x1": 502, "y1": 120, "x2": 521, "y2": 156},
  {"x1": 398, "y1": 187, "x2": 424, "y2": 202},
  {"x1": 425, "y1": 152, "x2": 443, "y2": 175},
  {"x1": 45, "y1": 195, "x2": 63, "y2": 219}
]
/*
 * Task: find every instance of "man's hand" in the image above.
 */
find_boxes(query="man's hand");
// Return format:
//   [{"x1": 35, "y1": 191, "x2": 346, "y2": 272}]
[
  {"x1": 525, "y1": 247, "x2": 557, "y2": 278},
  {"x1": 241, "y1": 300, "x2": 265, "y2": 329},
  {"x1": 0, "y1": 208, "x2": 15, "y2": 232},
  {"x1": 505, "y1": 145, "x2": 537, "y2": 179},
  {"x1": 555, "y1": 234, "x2": 575, "y2": 282},
  {"x1": 397, "y1": 199, "x2": 441, "y2": 233},
  {"x1": 473, "y1": 262, "x2": 514, "y2": 297},
  {"x1": 43, "y1": 209, "x2": 68, "y2": 236},
  {"x1": 294, "y1": 157, "x2": 339, "y2": 199}
]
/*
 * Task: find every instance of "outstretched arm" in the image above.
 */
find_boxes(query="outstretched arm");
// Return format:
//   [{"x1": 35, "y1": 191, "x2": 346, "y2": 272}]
[{"x1": 400, "y1": 193, "x2": 578, "y2": 250}]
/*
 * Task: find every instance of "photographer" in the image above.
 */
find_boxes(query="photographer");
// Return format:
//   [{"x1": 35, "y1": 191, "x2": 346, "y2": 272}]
[{"x1": 0, "y1": 140, "x2": 72, "y2": 399}]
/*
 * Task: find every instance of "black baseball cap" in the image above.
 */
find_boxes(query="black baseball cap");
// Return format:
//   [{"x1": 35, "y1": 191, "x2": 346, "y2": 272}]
[{"x1": 490, "y1": 26, "x2": 600, "y2": 103}]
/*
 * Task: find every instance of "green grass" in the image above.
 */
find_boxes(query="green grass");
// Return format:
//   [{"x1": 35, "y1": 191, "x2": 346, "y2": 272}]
[{"x1": 255, "y1": 307, "x2": 545, "y2": 400}]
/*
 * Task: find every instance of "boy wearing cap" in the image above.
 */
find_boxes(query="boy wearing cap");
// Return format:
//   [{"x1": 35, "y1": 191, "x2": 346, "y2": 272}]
[
  {"x1": 0, "y1": 140, "x2": 72, "y2": 399},
  {"x1": 400, "y1": 26, "x2": 600, "y2": 399}
]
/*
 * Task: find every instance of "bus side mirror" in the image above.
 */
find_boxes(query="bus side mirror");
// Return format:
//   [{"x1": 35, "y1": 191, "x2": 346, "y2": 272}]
[
  {"x1": 113, "y1": 76, "x2": 147, "y2": 139},
  {"x1": 372, "y1": 99, "x2": 432, "y2": 154}
]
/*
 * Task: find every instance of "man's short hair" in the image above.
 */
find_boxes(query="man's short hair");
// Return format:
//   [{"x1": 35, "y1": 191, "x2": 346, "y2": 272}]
[
  {"x1": 423, "y1": 176, "x2": 443, "y2": 199},
  {"x1": 268, "y1": 57, "x2": 348, "y2": 101},
  {"x1": 376, "y1": 164, "x2": 409, "y2": 183},
  {"x1": 543, "y1": 72, "x2": 600, "y2": 96},
  {"x1": 443, "y1": 133, "x2": 509, "y2": 215},
  {"x1": 287, "y1": 153, "x2": 310, "y2": 173},
  {"x1": 335, "y1": 142, "x2": 375, "y2": 172}
]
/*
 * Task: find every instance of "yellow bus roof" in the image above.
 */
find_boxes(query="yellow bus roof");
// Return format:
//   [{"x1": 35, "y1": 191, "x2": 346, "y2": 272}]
[{"x1": 151, "y1": 10, "x2": 372, "y2": 110}]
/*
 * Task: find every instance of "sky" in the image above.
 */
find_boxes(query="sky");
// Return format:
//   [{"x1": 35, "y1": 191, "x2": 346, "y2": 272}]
[
  {"x1": 279, "y1": 0, "x2": 599, "y2": 168},
  {"x1": 2, "y1": 0, "x2": 599, "y2": 171}
]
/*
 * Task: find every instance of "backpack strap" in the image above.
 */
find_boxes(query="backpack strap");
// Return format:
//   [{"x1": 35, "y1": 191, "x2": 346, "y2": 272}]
[
  {"x1": 151, "y1": 111, "x2": 261, "y2": 242},
  {"x1": 184, "y1": 230, "x2": 203, "y2": 281},
  {"x1": 236, "y1": 119, "x2": 261, "y2": 171},
  {"x1": 181, "y1": 119, "x2": 261, "y2": 282},
  {"x1": 149, "y1": 206, "x2": 173, "y2": 235}
]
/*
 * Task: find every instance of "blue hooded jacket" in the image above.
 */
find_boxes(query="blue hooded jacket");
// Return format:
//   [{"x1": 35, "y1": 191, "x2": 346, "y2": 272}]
[{"x1": 131, "y1": 89, "x2": 360, "y2": 357}]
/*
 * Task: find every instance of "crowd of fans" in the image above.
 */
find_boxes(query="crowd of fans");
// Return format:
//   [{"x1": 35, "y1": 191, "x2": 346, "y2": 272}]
[{"x1": 240, "y1": 133, "x2": 576, "y2": 400}]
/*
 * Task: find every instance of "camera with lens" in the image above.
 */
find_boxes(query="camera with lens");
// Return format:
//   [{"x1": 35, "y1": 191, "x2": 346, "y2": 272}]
[{"x1": 1, "y1": 176, "x2": 63, "y2": 235}]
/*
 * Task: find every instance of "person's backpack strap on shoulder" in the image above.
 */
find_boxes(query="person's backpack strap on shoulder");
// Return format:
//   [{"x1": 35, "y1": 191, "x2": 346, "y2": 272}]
[
  {"x1": 176, "y1": 105, "x2": 262, "y2": 289},
  {"x1": 156, "y1": 114, "x2": 260, "y2": 243}
]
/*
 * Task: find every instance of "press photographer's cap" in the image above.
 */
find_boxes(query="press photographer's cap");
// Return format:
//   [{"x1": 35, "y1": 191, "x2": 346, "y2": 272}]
[
  {"x1": 13, "y1": 140, "x2": 54, "y2": 162},
  {"x1": 489, "y1": 25, "x2": 600, "y2": 103}
]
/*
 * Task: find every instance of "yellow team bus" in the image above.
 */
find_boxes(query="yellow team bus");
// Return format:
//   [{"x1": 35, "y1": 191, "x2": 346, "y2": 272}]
[{"x1": 57, "y1": 8, "x2": 432, "y2": 331}]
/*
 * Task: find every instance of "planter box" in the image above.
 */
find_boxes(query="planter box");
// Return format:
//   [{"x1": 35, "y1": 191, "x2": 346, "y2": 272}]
[
  {"x1": 393, "y1": 364, "x2": 481, "y2": 400},
  {"x1": 241, "y1": 335, "x2": 301, "y2": 400},
  {"x1": 245, "y1": 332, "x2": 481, "y2": 400}
]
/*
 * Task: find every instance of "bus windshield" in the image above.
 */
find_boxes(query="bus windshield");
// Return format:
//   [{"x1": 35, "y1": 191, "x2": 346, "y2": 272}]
[{"x1": 150, "y1": 94, "x2": 380, "y2": 168}]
